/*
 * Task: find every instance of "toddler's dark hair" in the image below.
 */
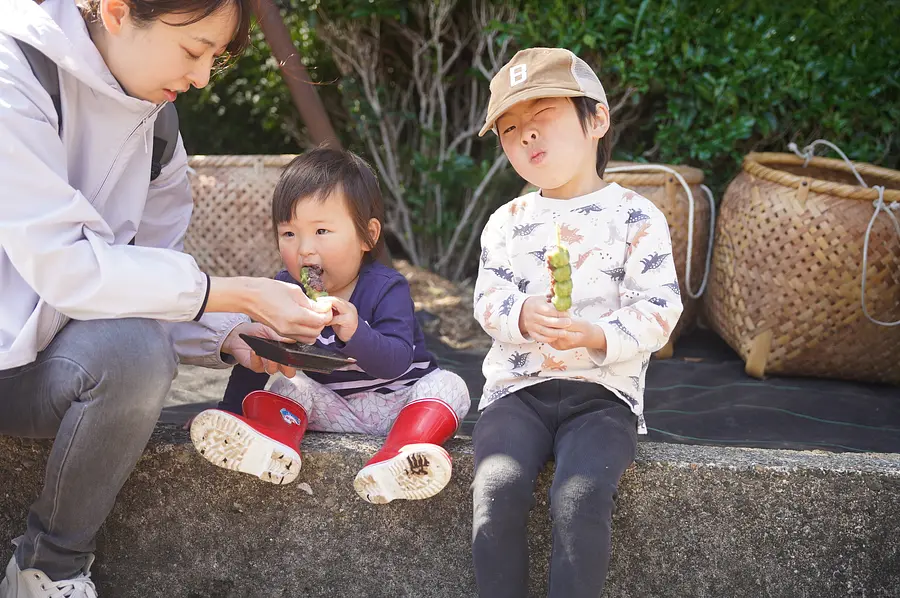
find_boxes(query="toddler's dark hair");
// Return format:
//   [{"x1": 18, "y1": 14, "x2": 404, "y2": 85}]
[
  {"x1": 272, "y1": 147, "x2": 385, "y2": 264},
  {"x1": 572, "y1": 96, "x2": 614, "y2": 177}
]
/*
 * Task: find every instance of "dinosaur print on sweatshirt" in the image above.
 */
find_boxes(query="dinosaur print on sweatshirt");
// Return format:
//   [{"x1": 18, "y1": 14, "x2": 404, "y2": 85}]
[
  {"x1": 572, "y1": 203, "x2": 605, "y2": 215},
  {"x1": 508, "y1": 351, "x2": 530, "y2": 369},
  {"x1": 626, "y1": 222, "x2": 651, "y2": 258},
  {"x1": 513, "y1": 223, "x2": 543, "y2": 238},
  {"x1": 571, "y1": 296, "x2": 607, "y2": 317},
  {"x1": 603, "y1": 267, "x2": 626, "y2": 282},
  {"x1": 664, "y1": 281, "x2": 682, "y2": 296},
  {"x1": 559, "y1": 224, "x2": 584, "y2": 244},
  {"x1": 575, "y1": 247, "x2": 601, "y2": 269},
  {"x1": 652, "y1": 312, "x2": 671, "y2": 336},
  {"x1": 541, "y1": 353, "x2": 567, "y2": 371},
  {"x1": 609, "y1": 318, "x2": 639, "y2": 344},
  {"x1": 625, "y1": 209, "x2": 651, "y2": 224},
  {"x1": 607, "y1": 221, "x2": 626, "y2": 245},
  {"x1": 486, "y1": 265, "x2": 515, "y2": 282},
  {"x1": 528, "y1": 247, "x2": 548, "y2": 264},
  {"x1": 482, "y1": 303, "x2": 494, "y2": 327},
  {"x1": 640, "y1": 252, "x2": 670, "y2": 274},
  {"x1": 499, "y1": 294, "x2": 516, "y2": 317},
  {"x1": 486, "y1": 385, "x2": 514, "y2": 403},
  {"x1": 473, "y1": 184, "x2": 685, "y2": 437}
]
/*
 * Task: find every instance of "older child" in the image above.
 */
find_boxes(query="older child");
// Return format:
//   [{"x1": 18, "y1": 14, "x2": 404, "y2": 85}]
[
  {"x1": 191, "y1": 148, "x2": 471, "y2": 504},
  {"x1": 471, "y1": 48, "x2": 683, "y2": 597}
]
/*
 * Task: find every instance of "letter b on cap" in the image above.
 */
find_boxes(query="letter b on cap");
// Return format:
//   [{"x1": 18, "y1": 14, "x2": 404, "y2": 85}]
[{"x1": 510, "y1": 64, "x2": 527, "y2": 87}]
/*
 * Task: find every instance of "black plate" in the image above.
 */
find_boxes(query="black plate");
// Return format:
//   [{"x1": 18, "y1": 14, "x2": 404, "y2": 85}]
[{"x1": 239, "y1": 334, "x2": 356, "y2": 374}]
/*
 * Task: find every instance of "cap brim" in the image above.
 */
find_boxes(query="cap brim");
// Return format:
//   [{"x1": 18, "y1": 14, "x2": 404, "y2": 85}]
[{"x1": 478, "y1": 87, "x2": 588, "y2": 137}]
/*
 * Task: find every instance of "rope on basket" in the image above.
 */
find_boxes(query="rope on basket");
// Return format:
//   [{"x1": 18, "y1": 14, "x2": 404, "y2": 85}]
[
  {"x1": 788, "y1": 140, "x2": 900, "y2": 326},
  {"x1": 605, "y1": 164, "x2": 716, "y2": 299}
]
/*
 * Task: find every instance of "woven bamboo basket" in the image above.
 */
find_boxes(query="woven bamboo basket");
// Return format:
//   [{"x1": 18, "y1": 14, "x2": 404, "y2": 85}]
[
  {"x1": 605, "y1": 162, "x2": 713, "y2": 357},
  {"x1": 705, "y1": 152, "x2": 900, "y2": 383},
  {"x1": 523, "y1": 161, "x2": 713, "y2": 358},
  {"x1": 185, "y1": 155, "x2": 296, "y2": 277}
]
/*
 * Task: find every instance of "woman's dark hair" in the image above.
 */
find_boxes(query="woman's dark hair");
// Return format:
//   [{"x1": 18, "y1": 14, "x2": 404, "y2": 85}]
[
  {"x1": 273, "y1": 147, "x2": 386, "y2": 264},
  {"x1": 572, "y1": 96, "x2": 614, "y2": 177},
  {"x1": 82, "y1": 0, "x2": 252, "y2": 58}
]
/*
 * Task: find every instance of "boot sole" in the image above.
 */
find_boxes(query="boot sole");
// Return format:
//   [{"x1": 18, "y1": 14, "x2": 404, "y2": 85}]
[
  {"x1": 190, "y1": 410, "x2": 301, "y2": 485},
  {"x1": 353, "y1": 443, "x2": 452, "y2": 504}
]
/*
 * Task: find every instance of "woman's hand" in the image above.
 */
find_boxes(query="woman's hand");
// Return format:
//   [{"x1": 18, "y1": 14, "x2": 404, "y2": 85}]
[
  {"x1": 222, "y1": 321, "x2": 298, "y2": 377},
  {"x1": 208, "y1": 277, "x2": 332, "y2": 344}
]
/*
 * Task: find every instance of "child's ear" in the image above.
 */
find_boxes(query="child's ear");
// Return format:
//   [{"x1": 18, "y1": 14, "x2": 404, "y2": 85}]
[
  {"x1": 590, "y1": 103, "x2": 611, "y2": 141},
  {"x1": 365, "y1": 218, "x2": 382, "y2": 251}
]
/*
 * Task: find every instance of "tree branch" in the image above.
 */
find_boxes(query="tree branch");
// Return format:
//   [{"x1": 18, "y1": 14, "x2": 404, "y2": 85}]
[
  {"x1": 453, "y1": 198, "x2": 493, "y2": 281},
  {"x1": 436, "y1": 152, "x2": 508, "y2": 271}
]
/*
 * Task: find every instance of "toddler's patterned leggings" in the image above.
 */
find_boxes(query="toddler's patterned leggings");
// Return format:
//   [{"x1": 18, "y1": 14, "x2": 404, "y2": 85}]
[{"x1": 269, "y1": 368, "x2": 470, "y2": 435}]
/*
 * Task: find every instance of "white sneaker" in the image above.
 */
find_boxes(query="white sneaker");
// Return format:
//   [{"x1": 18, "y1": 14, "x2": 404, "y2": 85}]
[{"x1": 0, "y1": 555, "x2": 97, "y2": 598}]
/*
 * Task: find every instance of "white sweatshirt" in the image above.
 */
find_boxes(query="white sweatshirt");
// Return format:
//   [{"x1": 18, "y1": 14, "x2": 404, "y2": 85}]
[
  {"x1": 474, "y1": 183, "x2": 684, "y2": 433},
  {"x1": 0, "y1": 0, "x2": 248, "y2": 370}
]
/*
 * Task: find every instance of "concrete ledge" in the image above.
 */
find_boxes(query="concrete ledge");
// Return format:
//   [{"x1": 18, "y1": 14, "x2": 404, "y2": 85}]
[{"x1": 2, "y1": 428, "x2": 898, "y2": 597}]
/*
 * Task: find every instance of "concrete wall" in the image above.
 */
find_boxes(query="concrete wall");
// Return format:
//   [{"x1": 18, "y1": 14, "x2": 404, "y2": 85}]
[{"x1": 1, "y1": 428, "x2": 898, "y2": 597}]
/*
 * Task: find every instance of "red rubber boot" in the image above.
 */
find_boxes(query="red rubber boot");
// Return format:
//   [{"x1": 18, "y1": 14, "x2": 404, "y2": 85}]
[
  {"x1": 190, "y1": 390, "x2": 308, "y2": 485},
  {"x1": 353, "y1": 398, "x2": 460, "y2": 504}
]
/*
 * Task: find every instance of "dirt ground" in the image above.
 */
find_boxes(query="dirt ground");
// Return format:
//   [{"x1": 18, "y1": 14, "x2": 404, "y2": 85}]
[{"x1": 392, "y1": 260, "x2": 491, "y2": 352}]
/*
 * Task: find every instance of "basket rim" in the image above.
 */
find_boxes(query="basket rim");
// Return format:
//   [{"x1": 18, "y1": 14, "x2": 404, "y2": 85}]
[
  {"x1": 744, "y1": 152, "x2": 900, "y2": 202},
  {"x1": 188, "y1": 154, "x2": 301, "y2": 167},
  {"x1": 605, "y1": 161, "x2": 704, "y2": 185}
]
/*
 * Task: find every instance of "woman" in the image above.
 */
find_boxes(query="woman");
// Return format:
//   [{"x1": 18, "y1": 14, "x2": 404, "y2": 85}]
[{"x1": 0, "y1": 1, "x2": 329, "y2": 596}]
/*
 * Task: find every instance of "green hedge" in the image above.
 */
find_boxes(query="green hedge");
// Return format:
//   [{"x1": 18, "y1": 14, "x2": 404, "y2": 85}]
[
  {"x1": 177, "y1": 0, "x2": 899, "y2": 269},
  {"x1": 180, "y1": 0, "x2": 898, "y2": 171},
  {"x1": 497, "y1": 0, "x2": 899, "y2": 190}
]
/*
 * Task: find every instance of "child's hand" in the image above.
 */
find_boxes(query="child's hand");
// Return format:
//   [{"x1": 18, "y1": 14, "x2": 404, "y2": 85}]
[
  {"x1": 549, "y1": 319, "x2": 607, "y2": 352},
  {"x1": 322, "y1": 297, "x2": 359, "y2": 342},
  {"x1": 518, "y1": 296, "x2": 571, "y2": 343},
  {"x1": 240, "y1": 278, "x2": 332, "y2": 344},
  {"x1": 223, "y1": 322, "x2": 298, "y2": 378}
]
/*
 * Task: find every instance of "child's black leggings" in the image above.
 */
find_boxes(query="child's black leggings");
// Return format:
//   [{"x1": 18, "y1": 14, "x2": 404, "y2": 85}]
[{"x1": 471, "y1": 379, "x2": 638, "y2": 598}]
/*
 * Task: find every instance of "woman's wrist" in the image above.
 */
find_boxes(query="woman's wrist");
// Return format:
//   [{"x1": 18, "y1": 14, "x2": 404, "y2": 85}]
[{"x1": 206, "y1": 276, "x2": 259, "y2": 318}]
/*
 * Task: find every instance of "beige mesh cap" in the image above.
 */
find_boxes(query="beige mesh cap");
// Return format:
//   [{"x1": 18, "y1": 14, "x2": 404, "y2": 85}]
[{"x1": 479, "y1": 47, "x2": 609, "y2": 137}]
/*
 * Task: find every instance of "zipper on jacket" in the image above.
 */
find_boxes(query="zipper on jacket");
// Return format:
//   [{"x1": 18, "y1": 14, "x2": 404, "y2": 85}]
[
  {"x1": 34, "y1": 106, "x2": 164, "y2": 352},
  {"x1": 89, "y1": 103, "x2": 165, "y2": 203}
]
